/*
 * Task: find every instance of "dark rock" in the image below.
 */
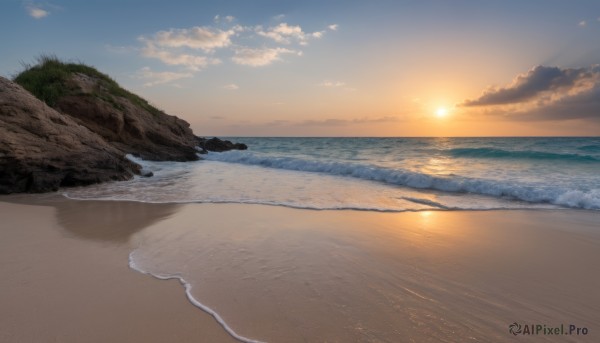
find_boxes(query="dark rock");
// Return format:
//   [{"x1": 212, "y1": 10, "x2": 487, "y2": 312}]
[
  {"x1": 0, "y1": 77, "x2": 140, "y2": 194},
  {"x1": 141, "y1": 171, "x2": 154, "y2": 178},
  {"x1": 200, "y1": 137, "x2": 248, "y2": 152}
]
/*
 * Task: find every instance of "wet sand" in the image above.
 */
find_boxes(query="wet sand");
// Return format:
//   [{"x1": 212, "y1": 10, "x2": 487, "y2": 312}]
[
  {"x1": 1, "y1": 195, "x2": 599, "y2": 342},
  {"x1": 0, "y1": 196, "x2": 237, "y2": 343}
]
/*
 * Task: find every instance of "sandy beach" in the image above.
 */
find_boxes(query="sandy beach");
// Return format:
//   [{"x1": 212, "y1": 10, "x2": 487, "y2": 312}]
[
  {"x1": 1, "y1": 195, "x2": 599, "y2": 342},
  {"x1": 0, "y1": 195, "x2": 237, "y2": 343}
]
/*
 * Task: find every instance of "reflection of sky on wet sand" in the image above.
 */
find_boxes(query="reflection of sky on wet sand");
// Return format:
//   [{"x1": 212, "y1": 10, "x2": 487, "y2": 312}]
[{"x1": 130, "y1": 204, "x2": 600, "y2": 342}]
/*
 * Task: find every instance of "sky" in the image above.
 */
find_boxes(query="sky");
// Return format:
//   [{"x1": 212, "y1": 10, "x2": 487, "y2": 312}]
[{"x1": 1, "y1": 0, "x2": 599, "y2": 136}]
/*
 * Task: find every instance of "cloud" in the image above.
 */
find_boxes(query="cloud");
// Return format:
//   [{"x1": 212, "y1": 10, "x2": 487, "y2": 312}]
[
  {"x1": 296, "y1": 116, "x2": 400, "y2": 127},
  {"x1": 141, "y1": 42, "x2": 221, "y2": 70},
  {"x1": 26, "y1": 3, "x2": 49, "y2": 19},
  {"x1": 515, "y1": 85, "x2": 600, "y2": 121},
  {"x1": 328, "y1": 24, "x2": 338, "y2": 31},
  {"x1": 320, "y1": 80, "x2": 346, "y2": 87},
  {"x1": 214, "y1": 15, "x2": 235, "y2": 23},
  {"x1": 144, "y1": 26, "x2": 236, "y2": 52},
  {"x1": 462, "y1": 65, "x2": 599, "y2": 106},
  {"x1": 232, "y1": 47, "x2": 298, "y2": 67},
  {"x1": 272, "y1": 14, "x2": 285, "y2": 21},
  {"x1": 134, "y1": 17, "x2": 335, "y2": 78},
  {"x1": 579, "y1": 20, "x2": 587, "y2": 27},
  {"x1": 222, "y1": 83, "x2": 239, "y2": 90},
  {"x1": 461, "y1": 65, "x2": 600, "y2": 121},
  {"x1": 138, "y1": 67, "x2": 193, "y2": 87},
  {"x1": 256, "y1": 23, "x2": 326, "y2": 45}
]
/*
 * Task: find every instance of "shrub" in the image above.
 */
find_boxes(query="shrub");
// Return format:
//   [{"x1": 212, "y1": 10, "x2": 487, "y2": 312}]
[{"x1": 14, "y1": 55, "x2": 162, "y2": 116}]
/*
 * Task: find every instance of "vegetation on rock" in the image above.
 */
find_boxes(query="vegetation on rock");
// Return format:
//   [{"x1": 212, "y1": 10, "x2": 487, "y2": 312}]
[{"x1": 14, "y1": 55, "x2": 162, "y2": 116}]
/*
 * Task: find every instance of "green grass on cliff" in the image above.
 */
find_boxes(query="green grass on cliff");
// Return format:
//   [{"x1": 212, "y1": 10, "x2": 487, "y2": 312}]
[{"x1": 14, "y1": 55, "x2": 162, "y2": 116}]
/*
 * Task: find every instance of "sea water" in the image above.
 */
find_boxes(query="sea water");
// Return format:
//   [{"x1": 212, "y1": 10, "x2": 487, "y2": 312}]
[
  {"x1": 65, "y1": 137, "x2": 600, "y2": 210},
  {"x1": 62, "y1": 137, "x2": 600, "y2": 342}
]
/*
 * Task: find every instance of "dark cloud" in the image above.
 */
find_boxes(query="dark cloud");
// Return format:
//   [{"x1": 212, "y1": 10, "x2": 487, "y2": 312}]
[
  {"x1": 462, "y1": 65, "x2": 599, "y2": 106},
  {"x1": 461, "y1": 65, "x2": 600, "y2": 121},
  {"x1": 518, "y1": 85, "x2": 600, "y2": 121}
]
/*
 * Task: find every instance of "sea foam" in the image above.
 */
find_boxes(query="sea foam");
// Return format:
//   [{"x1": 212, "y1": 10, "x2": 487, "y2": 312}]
[
  {"x1": 204, "y1": 150, "x2": 600, "y2": 209},
  {"x1": 128, "y1": 250, "x2": 264, "y2": 343}
]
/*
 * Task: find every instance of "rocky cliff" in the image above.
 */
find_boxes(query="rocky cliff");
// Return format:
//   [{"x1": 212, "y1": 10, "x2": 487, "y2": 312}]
[
  {"x1": 0, "y1": 57, "x2": 247, "y2": 194},
  {"x1": 15, "y1": 58, "x2": 200, "y2": 161},
  {"x1": 0, "y1": 76, "x2": 140, "y2": 193}
]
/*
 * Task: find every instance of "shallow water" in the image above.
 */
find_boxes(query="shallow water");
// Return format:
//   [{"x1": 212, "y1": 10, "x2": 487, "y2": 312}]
[{"x1": 65, "y1": 137, "x2": 600, "y2": 210}]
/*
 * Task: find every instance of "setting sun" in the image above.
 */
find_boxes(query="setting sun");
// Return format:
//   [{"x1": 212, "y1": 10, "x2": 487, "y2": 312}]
[{"x1": 436, "y1": 107, "x2": 448, "y2": 117}]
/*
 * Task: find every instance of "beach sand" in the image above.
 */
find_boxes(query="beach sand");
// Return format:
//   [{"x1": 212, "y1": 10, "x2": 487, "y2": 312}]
[
  {"x1": 0, "y1": 196, "x2": 237, "y2": 343},
  {"x1": 1, "y1": 195, "x2": 599, "y2": 342}
]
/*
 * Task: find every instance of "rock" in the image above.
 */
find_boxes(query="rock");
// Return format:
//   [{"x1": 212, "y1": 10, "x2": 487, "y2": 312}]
[
  {"x1": 53, "y1": 72, "x2": 200, "y2": 162},
  {"x1": 0, "y1": 77, "x2": 140, "y2": 194},
  {"x1": 199, "y1": 137, "x2": 248, "y2": 152},
  {"x1": 141, "y1": 171, "x2": 154, "y2": 178},
  {"x1": 13, "y1": 58, "x2": 201, "y2": 162},
  {"x1": 1, "y1": 58, "x2": 250, "y2": 194}
]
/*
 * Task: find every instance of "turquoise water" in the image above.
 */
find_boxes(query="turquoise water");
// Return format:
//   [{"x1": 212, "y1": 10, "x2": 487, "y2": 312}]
[{"x1": 65, "y1": 137, "x2": 600, "y2": 210}]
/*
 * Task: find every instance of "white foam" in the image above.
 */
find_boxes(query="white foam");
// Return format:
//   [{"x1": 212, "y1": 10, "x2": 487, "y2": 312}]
[
  {"x1": 205, "y1": 151, "x2": 600, "y2": 210},
  {"x1": 128, "y1": 250, "x2": 265, "y2": 343}
]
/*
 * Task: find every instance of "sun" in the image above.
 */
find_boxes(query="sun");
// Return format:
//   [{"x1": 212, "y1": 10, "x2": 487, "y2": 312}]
[{"x1": 435, "y1": 107, "x2": 448, "y2": 117}]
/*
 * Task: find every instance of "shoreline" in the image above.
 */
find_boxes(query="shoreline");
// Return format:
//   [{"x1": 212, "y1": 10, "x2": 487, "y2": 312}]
[{"x1": 1, "y1": 194, "x2": 599, "y2": 342}]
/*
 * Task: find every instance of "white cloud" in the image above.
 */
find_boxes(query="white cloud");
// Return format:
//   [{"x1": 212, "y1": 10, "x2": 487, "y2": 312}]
[
  {"x1": 312, "y1": 31, "x2": 324, "y2": 39},
  {"x1": 135, "y1": 18, "x2": 334, "y2": 74},
  {"x1": 222, "y1": 83, "x2": 239, "y2": 90},
  {"x1": 26, "y1": 4, "x2": 49, "y2": 19},
  {"x1": 328, "y1": 24, "x2": 338, "y2": 31},
  {"x1": 141, "y1": 42, "x2": 221, "y2": 70},
  {"x1": 579, "y1": 20, "x2": 587, "y2": 27},
  {"x1": 272, "y1": 14, "x2": 285, "y2": 21},
  {"x1": 214, "y1": 15, "x2": 235, "y2": 23},
  {"x1": 146, "y1": 26, "x2": 236, "y2": 52},
  {"x1": 257, "y1": 22, "x2": 325, "y2": 45},
  {"x1": 320, "y1": 80, "x2": 346, "y2": 87},
  {"x1": 138, "y1": 67, "x2": 193, "y2": 87},
  {"x1": 232, "y1": 47, "x2": 298, "y2": 67},
  {"x1": 257, "y1": 23, "x2": 303, "y2": 44}
]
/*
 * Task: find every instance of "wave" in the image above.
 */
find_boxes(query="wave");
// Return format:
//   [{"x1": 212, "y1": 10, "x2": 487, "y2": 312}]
[
  {"x1": 204, "y1": 151, "x2": 600, "y2": 209},
  {"x1": 129, "y1": 251, "x2": 264, "y2": 343},
  {"x1": 444, "y1": 147, "x2": 600, "y2": 162},
  {"x1": 578, "y1": 145, "x2": 600, "y2": 152}
]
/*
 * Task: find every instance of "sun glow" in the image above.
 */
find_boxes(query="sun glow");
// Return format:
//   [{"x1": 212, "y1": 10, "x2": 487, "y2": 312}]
[{"x1": 436, "y1": 107, "x2": 448, "y2": 117}]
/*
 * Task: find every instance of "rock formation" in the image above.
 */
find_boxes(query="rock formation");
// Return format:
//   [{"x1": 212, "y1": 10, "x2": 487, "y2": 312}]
[
  {"x1": 0, "y1": 76, "x2": 140, "y2": 193},
  {"x1": 198, "y1": 137, "x2": 248, "y2": 152},
  {"x1": 0, "y1": 57, "x2": 248, "y2": 194}
]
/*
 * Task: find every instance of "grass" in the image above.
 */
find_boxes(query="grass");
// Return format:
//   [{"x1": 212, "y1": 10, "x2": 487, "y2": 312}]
[{"x1": 14, "y1": 55, "x2": 162, "y2": 116}]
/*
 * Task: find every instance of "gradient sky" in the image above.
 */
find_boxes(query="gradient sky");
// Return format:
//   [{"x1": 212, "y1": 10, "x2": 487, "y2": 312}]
[{"x1": 1, "y1": 0, "x2": 599, "y2": 136}]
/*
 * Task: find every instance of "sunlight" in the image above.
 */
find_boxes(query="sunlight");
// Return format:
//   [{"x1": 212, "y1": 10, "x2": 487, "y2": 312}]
[{"x1": 436, "y1": 107, "x2": 448, "y2": 118}]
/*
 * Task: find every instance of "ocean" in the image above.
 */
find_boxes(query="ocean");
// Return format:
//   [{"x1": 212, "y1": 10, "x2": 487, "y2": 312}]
[
  {"x1": 60, "y1": 137, "x2": 600, "y2": 342},
  {"x1": 64, "y1": 137, "x2": 600, "y2": 210}
]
